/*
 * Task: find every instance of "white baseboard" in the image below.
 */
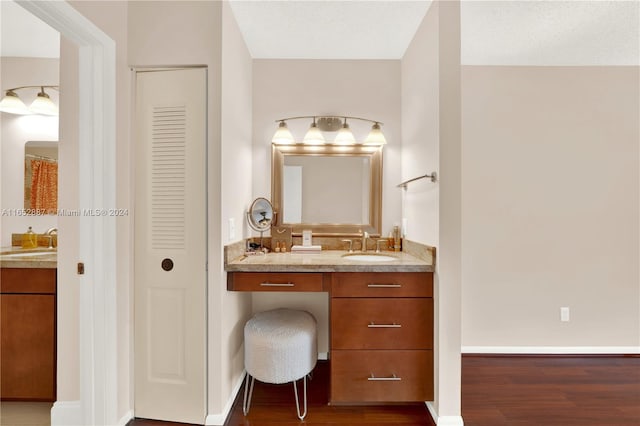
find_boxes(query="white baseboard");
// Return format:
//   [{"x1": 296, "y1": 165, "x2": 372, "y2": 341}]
[
  {"x1": 118, "y1": 409, "x2": 134, "y2": 426},
  {"x1": 318, "y1": 351, "x2": 328, "y2": 360},
  {"x1": 462, "y1": 346, "x2": 640, "y2": 354},
  {"x1": 205, "y1": 371, "x2": 247, "y2": 425},
  {"x1": 425, "y1": 401, "x2": 464, "y2": 426},
  {"x1": 425, "y1": 401, "x2": 438, "y2": 424},
  {"x1": 51, "y1": 401, "x2": 82, "y2": 426}
]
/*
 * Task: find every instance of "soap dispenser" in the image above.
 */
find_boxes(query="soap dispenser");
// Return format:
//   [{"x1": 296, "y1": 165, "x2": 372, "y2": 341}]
[{"x1": 21, "y1": 226, "x2": 38, "y2": 249}]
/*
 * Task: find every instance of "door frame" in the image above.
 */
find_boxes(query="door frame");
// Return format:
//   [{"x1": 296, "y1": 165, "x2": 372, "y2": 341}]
[{"x1": 16, "y1": 1, "x2": 118, "y2": 425}]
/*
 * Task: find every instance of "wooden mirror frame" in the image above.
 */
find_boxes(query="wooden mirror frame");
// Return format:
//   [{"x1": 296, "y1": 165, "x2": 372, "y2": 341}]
[{"x1": 271, "y1": 143, "x2": 382, "y2": 237}]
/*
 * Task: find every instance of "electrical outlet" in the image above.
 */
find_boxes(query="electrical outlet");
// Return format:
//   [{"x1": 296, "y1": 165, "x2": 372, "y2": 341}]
[
  {"x1": 560, "y1": 307, "x2": 570, "y2": 322},
  {"x1": 228, "y1": 218, "x2": 235, "y2": 241}
]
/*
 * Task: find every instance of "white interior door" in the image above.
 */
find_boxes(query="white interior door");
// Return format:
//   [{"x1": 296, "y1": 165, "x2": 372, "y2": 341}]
[{"x1": 134, "y1": 68, "x2": 207, "y2": 424}]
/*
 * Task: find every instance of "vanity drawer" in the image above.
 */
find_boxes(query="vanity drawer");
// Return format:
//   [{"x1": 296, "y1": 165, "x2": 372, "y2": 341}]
[
  {"x1": 0, "y1": 268, "x2": 56, "y2": 294},
  {"x1": 227, "y1": 272, "x2": 325, "y2": 292},
  {"x1": 331, "y1": 298, "x2": 433, "y2": 350},
  {"x1": 331, "y1": 272, "x2": 432, "y2": 298},
  {"x1": 330, "y1": 350, "x2": 433, "y2": 402}
]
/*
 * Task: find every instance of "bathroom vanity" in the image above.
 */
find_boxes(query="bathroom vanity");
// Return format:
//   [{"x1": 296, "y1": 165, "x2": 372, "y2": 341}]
[
  {"x1": 226, "y1": 247, "x2": 434, "y2": 404},
  {"x1": 0, "y1": 250, "x2": 57, "y2": 401}
]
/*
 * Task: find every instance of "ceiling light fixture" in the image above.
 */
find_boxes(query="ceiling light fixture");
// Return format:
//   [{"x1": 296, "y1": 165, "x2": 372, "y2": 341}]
[
  {"x1": 0, "y1": 85, "x2": 60, "y2": 116},
  {"x1": 272, "y1": 115, "x2": 386, "y2": 145}
]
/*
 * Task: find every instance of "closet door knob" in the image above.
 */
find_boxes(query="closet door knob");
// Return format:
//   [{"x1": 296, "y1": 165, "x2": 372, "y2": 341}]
[{"x1": 161, "y1": 258, "x2": 174, "y2": 271}]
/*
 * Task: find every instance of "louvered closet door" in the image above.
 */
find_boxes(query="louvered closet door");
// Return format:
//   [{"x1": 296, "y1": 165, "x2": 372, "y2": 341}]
[{"x1": 134, "y1": 68, "x2": 207, "y2": 424}]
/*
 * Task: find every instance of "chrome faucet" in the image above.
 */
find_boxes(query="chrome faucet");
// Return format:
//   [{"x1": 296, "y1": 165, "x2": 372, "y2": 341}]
[
  {"x1": 361, "y1": 231, "x2": 369, "y2": 253},
  {"x1": 45, "y1": 228, "x2": 57, "y2": 249}
]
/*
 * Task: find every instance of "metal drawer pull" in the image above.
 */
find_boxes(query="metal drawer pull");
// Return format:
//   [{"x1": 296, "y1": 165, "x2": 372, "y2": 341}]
[
  {"x1": 368, "y1": 373, "x2": 401, "y2": 381},
  {"x1": 368, "y1": 322, "x2": 401, "y2": 328},
  {"x1": 260, "y1": 282, "x2": 295, "y2": 287},
  {"x1": 367, "y1": 283, "x2": 401, "y2": 288}
]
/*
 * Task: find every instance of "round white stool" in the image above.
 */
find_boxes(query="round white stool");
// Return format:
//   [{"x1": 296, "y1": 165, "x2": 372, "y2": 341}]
[{"x1": 243, "y1": 308, "x2": 317, "y2": 420}]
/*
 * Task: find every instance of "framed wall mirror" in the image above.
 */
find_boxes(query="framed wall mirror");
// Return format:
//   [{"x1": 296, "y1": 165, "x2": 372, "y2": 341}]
[
  {"x1": 271, "y1": 144, "x2": 382, "y2": 237},
  {"x1": 24, "y1": 140, "x2": 58, "y2": 214}
]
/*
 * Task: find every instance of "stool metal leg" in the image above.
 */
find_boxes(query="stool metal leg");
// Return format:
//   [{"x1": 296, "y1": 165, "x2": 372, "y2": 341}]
[
  {"x1": 242, "y1": 374, "x2": 255, "y2": 416},
  {"x1": 293, "y1": 375, "x2": 308, "y2": 420}
]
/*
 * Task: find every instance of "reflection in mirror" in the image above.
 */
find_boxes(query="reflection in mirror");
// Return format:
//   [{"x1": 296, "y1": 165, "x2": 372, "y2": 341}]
[
  {"x1": 283, "y1": 156, "x2": 370, "y2": 224},
  {"x1": 247, "y1": 197, "x2": 274, "y2": 250},
  {"x1": 247, "y1": 197, "x2": 274, "y2": 232},
  {"x1": 24, "y1": 141, "x2": 58, "y2": 214},
  {"x1": 272, "y1": 144, "x2": 382, "y2": 237}
]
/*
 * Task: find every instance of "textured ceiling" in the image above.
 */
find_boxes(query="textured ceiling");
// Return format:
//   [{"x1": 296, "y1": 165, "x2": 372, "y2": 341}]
[
  {"x1": 230, "y1": 0, "x2": 639, "y2": 65},
  {"x1": 461, "y1": 0, "x2": 640, "y2": 66},
  {"x1": 228, "y1": 0, "x2": 432, "y2": 59},
  {"x1": 1, "y1": 1, "x2": 638, "y2": 65}
]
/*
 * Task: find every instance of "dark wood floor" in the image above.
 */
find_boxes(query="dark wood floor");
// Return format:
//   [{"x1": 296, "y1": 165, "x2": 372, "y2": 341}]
[
  {"x1": 129, "y1": 355, "x2": 640, "y2": 426},
  {"x1": 461, "y1": 355, "x2": 640, "y2": 426}
]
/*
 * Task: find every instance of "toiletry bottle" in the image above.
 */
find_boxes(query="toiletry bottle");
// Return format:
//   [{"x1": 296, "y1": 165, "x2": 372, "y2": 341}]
[
  {"x1": 388, "y1": 231, "x2": 394, "y2": 251},
  {"x1": 22, "y1": 226, "x2": 38, "y2": 249},
  {"x1": 393, "y1": 225, "x2": 401, "y2": 252}
]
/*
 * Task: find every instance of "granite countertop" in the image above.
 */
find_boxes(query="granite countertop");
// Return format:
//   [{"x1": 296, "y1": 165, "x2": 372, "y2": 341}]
[
  {"x1": 0, "y1": 247, "x2": 58, "y2": 269},
  {"x1": 225, "y1": 249, "x2": 433, "y2": 273}
]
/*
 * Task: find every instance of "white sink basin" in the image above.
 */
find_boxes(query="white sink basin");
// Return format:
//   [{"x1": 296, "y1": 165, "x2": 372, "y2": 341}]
[
  {"x1": 1, "y1": 251, "x2": 56, "y2": 258},
  {"x1": 342, "y1": 253, "x2": 397, "y2": 262}
]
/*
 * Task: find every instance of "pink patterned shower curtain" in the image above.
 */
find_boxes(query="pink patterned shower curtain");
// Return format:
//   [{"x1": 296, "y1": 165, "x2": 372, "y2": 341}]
[{"x1": 30, "y1": 159, "x2": 58, "y2": 214}]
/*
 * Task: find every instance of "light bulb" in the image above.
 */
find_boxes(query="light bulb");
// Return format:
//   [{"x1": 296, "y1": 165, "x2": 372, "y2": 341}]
[
  {"x1": 334, "y1": 121, "x2": 356, "y2": 145},
  {"x1": 272, "y1": 121, "x2": 295, "y2": 144},
  {"x1": 364, "y1": 122, "x2": 386, "y2": 145},
  {"x1": 29, "y1": 89, "x2": 58, "y2": 116},
  {"x1": 303, "y1": 120, "x2": 325, "y2": 145},
  {"x1": 0, "y1": 90, "x2": 31, "y2": 115}
]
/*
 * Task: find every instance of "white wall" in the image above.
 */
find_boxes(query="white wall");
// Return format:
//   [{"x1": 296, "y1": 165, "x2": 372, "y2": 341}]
[
  {"x1": 461, "y1": 66, "x2": 640, "y2": 349},
  {"x1": 128, "y1": 0, "x2": 225, "y2": 415},
  {"x1": 401, "y1": 4, "x2": 439, "y2": 246},
  {"x1": 57, "y1": 33, "x2": 80, "y2": 403},
  {"x1": 0, "y1": 57, "x2": 59, "y2": 246},
  {"x1": 128, "y1": 1, "x2": 254, "y2": 419},
  {"x1": 252, "y1": 59, "x2": 402, "y2": 355},
  {"x1": 62, "y1": 2, "x2": 131, "y2": 419},
  {"x1": 401, "y1": 1, "x2": 463, "y2": 423},
  {"x1": 219, "y1": 0, "x2": 253, "y2": 416}
]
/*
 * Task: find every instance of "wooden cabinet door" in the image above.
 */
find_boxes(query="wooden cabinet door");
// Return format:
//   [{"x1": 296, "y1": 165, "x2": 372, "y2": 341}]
[{"x1": 1, "y1": 294, "x2": 56, "y2": 401}]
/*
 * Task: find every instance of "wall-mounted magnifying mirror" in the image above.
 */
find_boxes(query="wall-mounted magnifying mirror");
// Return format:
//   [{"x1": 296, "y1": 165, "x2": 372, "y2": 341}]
[{"x1": 246, "y1": 197, "x2": 275, "y2": 248}]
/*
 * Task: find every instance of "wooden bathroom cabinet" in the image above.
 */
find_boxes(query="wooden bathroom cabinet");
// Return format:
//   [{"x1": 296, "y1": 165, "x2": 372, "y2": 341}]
[
  {"x1": 227, "y1": 269, "x2": 434, "y2": 404},
  {"x1": 329, "y1": 272, "x2": 434, "y2": 403},
  {"x1": 0, "y1": 268, "x2": 56, "y2": 401}
]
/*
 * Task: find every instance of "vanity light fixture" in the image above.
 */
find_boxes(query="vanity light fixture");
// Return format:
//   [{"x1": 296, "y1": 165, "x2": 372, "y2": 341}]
[
  {"x1": 302, "y1": 117, "x2": 325, "y2": 145},
  {"x1": 0, "y1": 90, "x2": 30, "y2": 114},
  {"x1": 334, "y1": 118, "x2": 356, "y2": 145},
  {"x1": 272, "y1": 120, "x2": 295, "y2": 144},
  {"x1": 0, "y1": 86, "x2": 59, "y2": 116},
  {"x1": 364, "y1": 122, "x2": 387, "y2": 145},
  {"x1": 272, "y1": 115, "x2": 386, "y2": 145}
]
